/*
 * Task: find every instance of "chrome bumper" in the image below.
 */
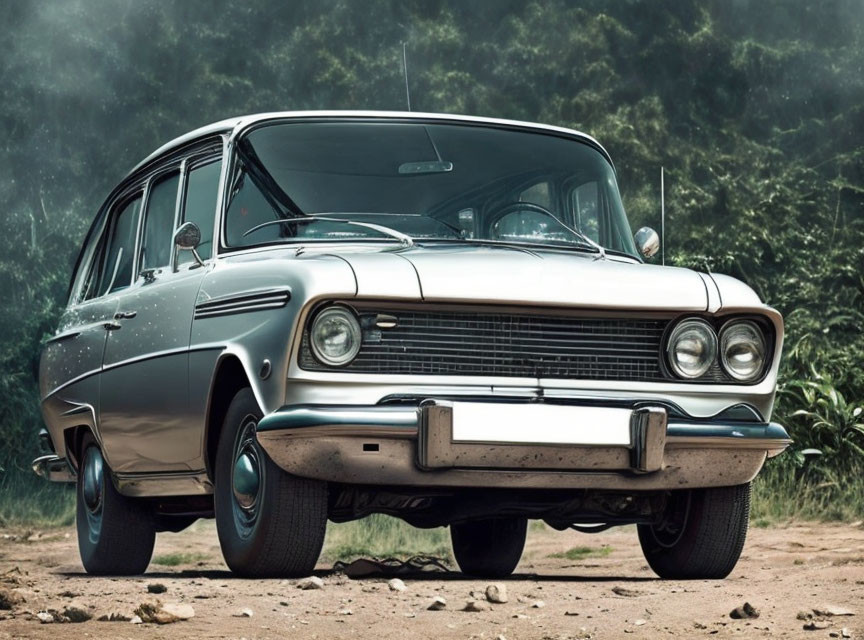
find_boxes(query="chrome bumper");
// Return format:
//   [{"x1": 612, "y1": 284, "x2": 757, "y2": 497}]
[
  {"x1": 255, "y1": 401, "x2": 791, "y2": 490},
  {"x1": 31, "y1": 454, "x2": 76, "y2": 483}
]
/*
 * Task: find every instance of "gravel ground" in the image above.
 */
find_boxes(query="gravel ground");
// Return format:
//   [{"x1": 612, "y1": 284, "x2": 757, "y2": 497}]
[{"x1": 0, "y1": 520, "x2": 862, "y2": 639}]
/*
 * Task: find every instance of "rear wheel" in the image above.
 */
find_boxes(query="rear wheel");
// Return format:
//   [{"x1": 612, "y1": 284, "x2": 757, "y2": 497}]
[
  {"x1": 214, "y1": 388, "x2": 327, "y2": 577},
  {"x1": 76, "y1": 433, "x2": 155, "y2": 575},
  {"x1": 450, "y1": 517, "x2": 527, "y2": 578},
  {"x1": 638, "y1": 483, "x2": 751, "y2": 579}
]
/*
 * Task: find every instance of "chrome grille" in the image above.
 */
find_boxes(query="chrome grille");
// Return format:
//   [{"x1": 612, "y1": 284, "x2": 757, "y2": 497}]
[{"x1": 300, "y1": 307, "x2": 672, "y2": 381}]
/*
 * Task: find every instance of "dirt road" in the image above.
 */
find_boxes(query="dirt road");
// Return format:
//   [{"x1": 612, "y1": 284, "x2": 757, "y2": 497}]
[{"x1": 0, "y1": 520, "x2": 861, "y2": 639}]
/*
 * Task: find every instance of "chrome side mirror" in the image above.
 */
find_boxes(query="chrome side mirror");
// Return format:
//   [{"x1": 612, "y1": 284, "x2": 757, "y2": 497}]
[
  {"x1": 173, "y1": 221, "x2": 204, "y2": 268},
  {"x1": 634, "y1": 226, "x2": 660, "y2": 259}
]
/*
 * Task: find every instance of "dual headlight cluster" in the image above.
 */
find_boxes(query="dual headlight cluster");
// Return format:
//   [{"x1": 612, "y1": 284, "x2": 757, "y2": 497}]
[{"x1": 666, "y1": 318, "x2": 768, "y2": 382}]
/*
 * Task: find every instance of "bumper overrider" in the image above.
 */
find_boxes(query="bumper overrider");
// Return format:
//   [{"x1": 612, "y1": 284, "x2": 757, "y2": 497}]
[{"x1": 255, "y1": 399, "x2": 791, "y2": 490}]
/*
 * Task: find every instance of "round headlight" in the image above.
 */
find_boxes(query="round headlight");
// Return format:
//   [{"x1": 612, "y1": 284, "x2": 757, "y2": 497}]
[
  {"x1": 720, "y1": 321, "x2": 766, "y2": 382},
  {"x1": 309, "y1": 306, "x2": 362, "y2": 366},
  {"x1": 667, "y1": 319, "x2": 717, "y2": 379}
]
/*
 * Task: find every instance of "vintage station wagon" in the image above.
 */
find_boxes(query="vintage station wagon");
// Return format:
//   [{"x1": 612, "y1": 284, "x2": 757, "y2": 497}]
[{"x1": 34, "y1": 111, "x2": 790, "y2": 579}]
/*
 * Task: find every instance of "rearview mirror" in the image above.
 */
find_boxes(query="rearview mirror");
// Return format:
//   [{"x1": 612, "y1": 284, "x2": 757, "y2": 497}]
[
  {"x1": 634, "y1": 226, "x2": 660, "y2": 259},
  {"x1": 173, "y1": 222, "x2": 204, "y2": 268}
]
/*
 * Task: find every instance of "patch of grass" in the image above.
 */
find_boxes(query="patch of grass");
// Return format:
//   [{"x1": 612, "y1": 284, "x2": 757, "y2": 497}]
[
  {"x1": 151, "y1": 552, "x2": 209, "y2": 566},
  {"x1": 549, "y1": 545, "x2": 612, "y2": 561},
  {"x1": 322, "y1": 514, "x2": 451, "y2": 563},
  {"x1": 751, "y1": 457, "x2": 864, "y2": 522},
  {"x1": 0, "y1": 474, "x2": 75, "y2": 528},
  {"x1": 530, "y1": 520, "x2": 548, "y2": 532},
  {"x1": 752, "y1": 517, "x2": 773, "y2": 528}
]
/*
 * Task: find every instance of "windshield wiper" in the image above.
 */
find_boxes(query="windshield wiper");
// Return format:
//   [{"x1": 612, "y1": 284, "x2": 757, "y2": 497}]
[{"x1": 241, "y1": 215, "x2": 415, "y2": 249}]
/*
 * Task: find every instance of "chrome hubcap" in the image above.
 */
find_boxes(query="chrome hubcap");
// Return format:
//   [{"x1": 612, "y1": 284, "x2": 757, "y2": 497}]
[
  {"x1": 82, "y1": 447, "x2": 104, "y2": 514},
  {"x1": 231, "y1": 418, "x2": 263, "y2": 533},
  {"x1": 232, "y1": 448, "x2": 260, "y2": 510}
]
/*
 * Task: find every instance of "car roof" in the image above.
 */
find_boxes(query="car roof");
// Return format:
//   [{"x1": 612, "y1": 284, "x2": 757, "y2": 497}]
[{"x1": 129, "y1": 111, "x2": 613, "y2": 177}]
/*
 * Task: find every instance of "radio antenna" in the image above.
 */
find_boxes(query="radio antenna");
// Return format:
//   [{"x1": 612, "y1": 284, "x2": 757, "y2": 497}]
[
  {"x1": 402, "y1": 42, "x2": 411, "y2": 111},
  {"x1": 660, "y1": 166, "x2": 665, "y2": 266}
]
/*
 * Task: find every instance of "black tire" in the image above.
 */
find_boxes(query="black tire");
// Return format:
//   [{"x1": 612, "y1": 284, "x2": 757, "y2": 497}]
[
  {"x1": 76, "y1": 433, "x2": 155, "y2": 575},
  {"x1": 638, "y1": 483, "x2": 751, "y2": 579},
  {"x1": 450, "y1": 517, "x2": 527, "y2": 578},
  {"x1": 214, "y1": 388, "x2": 327, "y2": 577}
]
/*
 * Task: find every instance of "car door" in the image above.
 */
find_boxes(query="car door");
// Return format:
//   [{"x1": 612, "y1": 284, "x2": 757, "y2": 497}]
[
  {"x1": 99, "y1": 153, "x2": 221, "y2": 474},
  {"x1": 39, "y1": 193, "x2": 142, "y2": 458}
]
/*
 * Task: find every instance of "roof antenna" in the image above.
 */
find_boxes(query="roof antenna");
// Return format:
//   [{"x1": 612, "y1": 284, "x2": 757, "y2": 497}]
[
  {"x1": 402, "y1": 42, "x2": 411, "y2": 111},
  {"x1": 660, "y1": 165, "x2": 665, "y2": 266}
]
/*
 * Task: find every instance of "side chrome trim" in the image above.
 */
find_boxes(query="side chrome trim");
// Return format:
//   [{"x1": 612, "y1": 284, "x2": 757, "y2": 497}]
[
  {"x1": 42, "y1": 344, "x2": 225, "y2": 401},
  {"x1": 194, "y1": 287, "x2": 291, "y2": 319}
]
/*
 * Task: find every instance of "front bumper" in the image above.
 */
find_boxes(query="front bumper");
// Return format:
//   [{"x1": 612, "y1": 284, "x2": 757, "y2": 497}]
[{"x1": 255, "y1": 400, "x2": 791, "y2": 490}]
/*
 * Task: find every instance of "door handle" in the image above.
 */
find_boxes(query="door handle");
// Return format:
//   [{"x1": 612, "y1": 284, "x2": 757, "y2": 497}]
[
  {"x1": 114, "y1": 311, "x2": 137, "y2": 319},
  {"x1": 103, "y1": 321, "x2": 122, "y2": 331}
]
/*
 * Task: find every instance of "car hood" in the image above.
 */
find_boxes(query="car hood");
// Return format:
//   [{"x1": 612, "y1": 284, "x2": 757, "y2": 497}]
[{"x1": 331, "y1": 244, "x2": 710, "y2": 311}]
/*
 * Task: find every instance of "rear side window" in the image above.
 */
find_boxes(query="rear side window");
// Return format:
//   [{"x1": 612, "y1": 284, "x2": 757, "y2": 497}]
[
  {"x1": 140, "y1": 171, "x2": 180, "y2": 272},
  {"x1": 180, "y1": 160, "x2": 220, "y2": 263},
  {"x1": 94, "y1": 194, "x2": 142, "y2": 296}
]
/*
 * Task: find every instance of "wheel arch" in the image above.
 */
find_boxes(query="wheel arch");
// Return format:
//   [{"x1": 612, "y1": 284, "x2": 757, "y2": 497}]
[{"x1": 203, "y1": 353, "x2": 260, "y2": 481}]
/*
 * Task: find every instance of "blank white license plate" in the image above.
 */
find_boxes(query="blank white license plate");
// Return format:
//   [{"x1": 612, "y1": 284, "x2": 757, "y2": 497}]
[{"x1": 450, "y1": 402, "x2": 632, "y2": 446}]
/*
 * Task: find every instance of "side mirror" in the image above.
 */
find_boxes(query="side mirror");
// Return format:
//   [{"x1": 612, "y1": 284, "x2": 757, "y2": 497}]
[
  {"x1": 634, "y1": 226, "x2": 660, "y2": 259},
  {"x1": 173, "y1": 222, "x2": 204, "y2": 267}
]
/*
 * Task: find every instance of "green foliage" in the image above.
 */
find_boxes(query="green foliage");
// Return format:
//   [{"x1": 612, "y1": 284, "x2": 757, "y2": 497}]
[
  {"x1": 151, "y1": 552, "x2": 210, "y2": 567},
  {"x1": 1, "y1": 1, "x2": 862, "y2": 521},
  {"x1": 322, "y1": 514, "x2": 451, "y2": 562},
  {"x1": 548, "y1": 545, "x2": 613, "y2": 561}
]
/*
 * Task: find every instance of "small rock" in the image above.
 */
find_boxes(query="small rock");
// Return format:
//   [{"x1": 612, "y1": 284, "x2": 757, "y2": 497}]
[
  {"x1": 814, "y1": 605, "x2": 855, "y2": 617},
  {"x1": 803, "y1": 620, "x2": 831, "y2": 631},
  {"x1": 730, "y1": 602, "x2": 759, "y2": 619},
  {"x1": 428, "y1": 596, "x2": 447, "y2": 611},
  {"x1": 496, "y1": 635, "x2": 507, "y2": 640},
  {"x1": 513, "y1": 613, "x2": 528, "y2": 619},
  {"x1": 612, "y1": 586, "x2": 644, "y2": 597},
  {"x1": 36, "y1": 611, "x2": 54, "y2": 624},
  {"x1": 97, "y1": 612, "x2": 132, "y2": 622},
  {"x1": 485, "y1": 583, "x2": 508, "y2": 604},
  {"x1": 61, "y1": 606, "x2": 92, "y2": 623},
  {"x1": 130, "y1": 615, "x2": 143, "y2": 624},
  {"x1": 388, "y1": 578, "x2": 407, "y2": 592},
  {"x1": 297, "y1": 576, "x2": 324, "y2": 590},
  {"x1": 841, "y1": 628, "x2": 851, "y2": 638},
  {"x1": 338, "y1": 608, "x2": 353, "y2": 615},
  {"x1": 532, "y1": 600, "x2": 546, "y2": 609},
  {"x1": 463, "y1": 599, "x2": 490, "y2": 612},
  {"x1": 135, "y1": 601, "x2": 194, "y2": 624},
  {"x1": 797, "y1": 610, "x2": 814, "y2": 620},
  {"x1": 693, "y1": 621, "x2": 708, "y2": 629},
  {"x1": 0, "y1": 587, "x2": 21, "y2": 610},
  {"x1": 147, "y1": 583, "x2": 167, "y2": 594},
  {"x1": 234, "y1": 608, "x2": 254, "y2": 617},
  {"x1": 634, "y1": 619, "x2": 647, "y2": 626}
]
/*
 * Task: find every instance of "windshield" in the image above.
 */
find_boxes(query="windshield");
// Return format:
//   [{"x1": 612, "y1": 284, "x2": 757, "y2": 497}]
[{"x1": 224, "y1": 120, "x2": 638, "y2": 257}]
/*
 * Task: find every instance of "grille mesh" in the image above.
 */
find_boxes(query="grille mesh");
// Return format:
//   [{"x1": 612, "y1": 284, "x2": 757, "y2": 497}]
[{"x1": 300, "y1": 308, "x2": 676, "y2": 381}]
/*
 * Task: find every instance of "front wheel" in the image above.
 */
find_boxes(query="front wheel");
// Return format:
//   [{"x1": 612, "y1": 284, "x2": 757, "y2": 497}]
[
  {"x1": 214, "y1": 388, "x2": 327, "y2": 577},
  {"x1": 450, "y1": 517, "x2": 527, "y2": 578},
  {"x1": 76, "y1": 433, "x2": 155, "y2": 575},
  {"x1": 638, "y1": 483, "x2": 751, "y2": 579}
]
